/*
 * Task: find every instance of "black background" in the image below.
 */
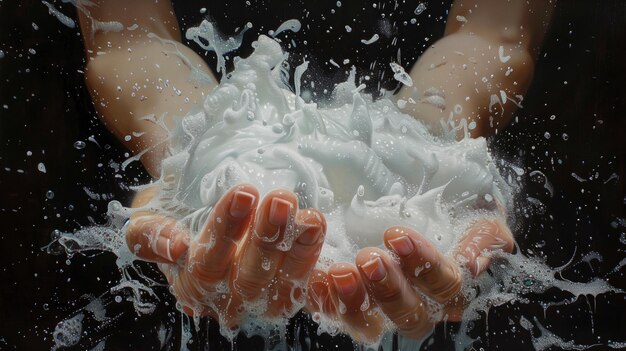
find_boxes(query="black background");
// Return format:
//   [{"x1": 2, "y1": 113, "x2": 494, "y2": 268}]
[{"x1": 0, "y1": 0, "x2": 625, "y2": 350}]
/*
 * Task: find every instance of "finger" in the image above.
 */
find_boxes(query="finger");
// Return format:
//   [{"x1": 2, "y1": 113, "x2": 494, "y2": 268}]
[
  {"x1": 328, "y1": 263, "x2": 385, "y2": 343},
  {"x1": 356, "y1": 248, "x2": 433, "y2": 340},
  {"x1": 188, "y1": 184, "x2": 259, "y2": 282},
  {"x1": 267, "y1": 209, "x2": 327, "y2": 317},
  {"x1": 454, "y1": 219, "x2": 514, "y2": 277},
  {"x1": 233, "y1": 189, "x2": 298, "y2": 301},
  {"x1": 305, "y1": 269, "x2": 336, "y2": 317},
  {"x1": 163, "y1": 261, "x2": 245, "y2": 330},
  {"x1": 384, "y1": 226, "x2": 462, "y2": 303},
  {"x1": 126, "y1": 214, "x2": 189, "y2": 264}
]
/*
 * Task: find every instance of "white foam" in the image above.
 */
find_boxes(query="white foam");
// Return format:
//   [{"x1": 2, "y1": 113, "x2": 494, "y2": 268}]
[{"x1": 48, "y1": 28, "x2": 621, "y2": 349}]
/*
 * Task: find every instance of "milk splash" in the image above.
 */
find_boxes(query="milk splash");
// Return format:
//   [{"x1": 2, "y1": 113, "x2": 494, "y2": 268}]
[{"x1": 47, "y1": 31, "x2": 620, "y2": 351}]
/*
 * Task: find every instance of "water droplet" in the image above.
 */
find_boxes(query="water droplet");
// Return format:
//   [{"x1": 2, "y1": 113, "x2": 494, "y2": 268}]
[
  {"x1": 543, "y1": 132, "x2": 551, "y2": 139},
  {"x1": 261, "y1": 256, "x2": 271, "y2": 271},
  {"x1": 46, "y1": 190, "x2": 55, "y2": 199},
  {"x1": 73, "y1": 141, "x2": 86, "y2": 149},
  {"x1": 115, "y1": 296, "x2": 122, "y2": 303},
  {"x1": 414, "y1": 2, "x2": 427, "y2": 15},
  {"x1": 562, "y1": 133, "x2": 569, "y2": 141}
]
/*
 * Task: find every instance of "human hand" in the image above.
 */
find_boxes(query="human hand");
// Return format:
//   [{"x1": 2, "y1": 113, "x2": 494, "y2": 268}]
[
  {"x1": 126, "y1": 184, "x2": 327, "y2": 327},
  {"x1": 306, "y1": 219, "x2": 514, "y2": 342}
]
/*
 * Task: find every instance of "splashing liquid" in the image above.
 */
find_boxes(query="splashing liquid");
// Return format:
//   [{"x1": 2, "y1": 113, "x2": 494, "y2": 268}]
[{"x1": 47, "y1": 30, "x2": 620, "y2": 351}]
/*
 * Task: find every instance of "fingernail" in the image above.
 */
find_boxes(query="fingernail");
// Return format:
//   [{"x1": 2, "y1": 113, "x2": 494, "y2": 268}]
[
  {"x1": 360, "y1": 257, "x2": 387, "y2": 281},
  {"x1": 156, "y1": 236, "x2": 174, "y2": 262},
  {"x1": 331, "y1": 272, "x2": 358, "y2": 296},
  {"x1": 388, "y1": 236, "x2": 415, "y2": 256},
  {"x1": 269, "y1": 197, "x2": 292, "y2": 226},
  {"x1": 230, "y1": 191, "x2": 256, "y2": 218},
  {"x1": 473, "y1": 257, "x2": 491, "y2": 277},
  {"x1": 296, "y1": 225, "x2": 322, "y2": 245}
]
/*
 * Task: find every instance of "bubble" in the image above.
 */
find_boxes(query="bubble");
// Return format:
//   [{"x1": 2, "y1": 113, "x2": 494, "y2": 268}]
[
  {"x1": 73, "y1": 141, "x2": 86, "y2": 149},
  {"x1": 53, "y1": 314, "x2": 84, "y2": 348},
  {"x1": 261, "y1": 256, "x2": 270, "y2": 271},
  {"x1": 46, "y1": 190, "x2": 55, "y2": 199},
  {"x1": 414, "y1": 2, "x2": 427, "y2": 15}
]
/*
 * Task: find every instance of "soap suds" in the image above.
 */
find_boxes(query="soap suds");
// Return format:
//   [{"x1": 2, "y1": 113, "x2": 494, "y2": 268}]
[{"x1": 47, "y1": 29, "x2": 621, "y2": 350}]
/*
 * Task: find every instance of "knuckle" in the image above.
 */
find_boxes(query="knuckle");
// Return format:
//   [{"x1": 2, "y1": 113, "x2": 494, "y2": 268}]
[
  {"x1": 233, "y1": 274, "x2": 268, "y2": 299},
  {"x1": 372, "y1": 285, "x2": 403, "y2": 302},
  {"x1": 188, "y1": 261, "x2": 223, "y2": 282},
  {"x1": 390, "y1": 305, "x2": 429, "y2": 336},
  {"x1": 432, "y1": 270, "x2": 462, "y2": 302},
  {"x1": 171, "y1": 271, "x2": 206, "y2": 306}
]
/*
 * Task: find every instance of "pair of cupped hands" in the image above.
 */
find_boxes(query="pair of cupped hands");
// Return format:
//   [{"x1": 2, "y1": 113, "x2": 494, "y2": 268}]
[{"x1": 128, "y1": 183, "x2": 513, "y2": 342}]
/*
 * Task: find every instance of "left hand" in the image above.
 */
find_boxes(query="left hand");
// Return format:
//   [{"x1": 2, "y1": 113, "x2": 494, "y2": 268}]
[{"x1": 305, "y1": 218, "x2": 514, "y2": 342}]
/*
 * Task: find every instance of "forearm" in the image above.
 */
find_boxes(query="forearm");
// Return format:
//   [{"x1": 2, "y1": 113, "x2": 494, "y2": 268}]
[
  {"x1": 78, "y1": 1, "x2": 216, "y2": 176},
  {"x1": 399, "y1": 0, "x2": 555, "y2": 139},
  {"x1": 399, "y1": 33, "x2": 534, "y2": 138}
]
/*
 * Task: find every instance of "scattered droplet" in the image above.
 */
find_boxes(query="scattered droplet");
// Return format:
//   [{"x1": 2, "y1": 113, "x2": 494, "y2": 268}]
[{"x1": 414, "y1": 2, "x2": 427, "y2": 15}]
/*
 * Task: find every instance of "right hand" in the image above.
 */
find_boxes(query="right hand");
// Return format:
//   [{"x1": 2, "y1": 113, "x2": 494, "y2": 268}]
[{"x1": 126, "y1": 184, "x2": 327, "y2": 328}]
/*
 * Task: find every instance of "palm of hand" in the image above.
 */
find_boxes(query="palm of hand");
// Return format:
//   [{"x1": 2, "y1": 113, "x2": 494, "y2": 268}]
[{"x1": 127, "y1": 185, "x2": 513, "y2": 341}]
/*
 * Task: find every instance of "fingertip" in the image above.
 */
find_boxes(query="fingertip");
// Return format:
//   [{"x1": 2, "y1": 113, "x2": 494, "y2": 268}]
[
  {"x1": 295, "y1": 209, "x2": 326, "y2": 245},
  {"x1": 354, "y1": 247, "x2": 386, "y2": 268},
  {"x1": 254, "y1": 189, "x2": 298, "y2": 243},
  {"x1": 126, "y1": 215, "x2": 187, "y2": 264},
  {"x1": 383, "y1": 226, "x2": 418, "y2": 241}
]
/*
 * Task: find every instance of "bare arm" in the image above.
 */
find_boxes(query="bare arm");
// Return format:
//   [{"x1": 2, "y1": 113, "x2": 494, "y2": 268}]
[
  {"x1": 399, "y1": 0, "x2": 555, "y2": 138},
  {"x1": 78, "y1": 0, "x2": 216, "y2": 176}
]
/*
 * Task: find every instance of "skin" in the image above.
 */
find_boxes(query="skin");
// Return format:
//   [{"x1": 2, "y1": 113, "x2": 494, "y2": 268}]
[{"x1": 78, "y1": 0, "x2": 554, "y2": 342}]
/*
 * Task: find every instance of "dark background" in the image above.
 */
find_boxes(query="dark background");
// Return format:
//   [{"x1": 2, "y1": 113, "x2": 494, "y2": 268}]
[{"x1": 0, "y1": 0, "x2": 625, "y2": 350}]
